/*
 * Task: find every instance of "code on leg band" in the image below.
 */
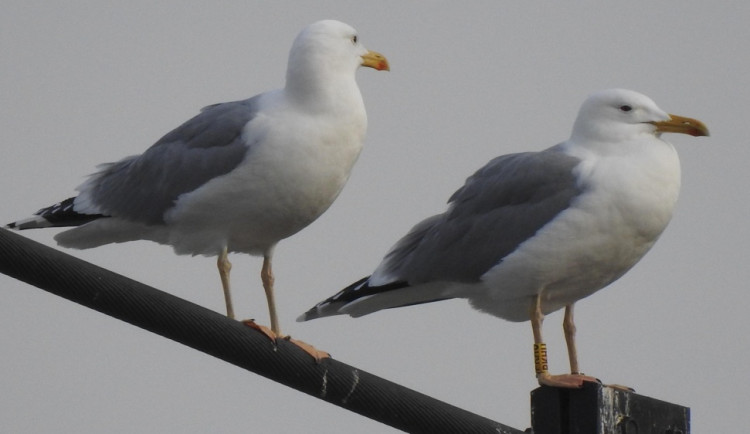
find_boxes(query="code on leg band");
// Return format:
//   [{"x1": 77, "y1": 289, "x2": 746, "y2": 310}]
[{"x1": 534, "y1": 342, "x2": 548, "y2": 375}]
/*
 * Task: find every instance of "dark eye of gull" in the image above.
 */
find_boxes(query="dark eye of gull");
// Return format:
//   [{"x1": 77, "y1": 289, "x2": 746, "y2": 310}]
[{"x1": 619, "y1": 105, "x2": 633, "y2": 112}]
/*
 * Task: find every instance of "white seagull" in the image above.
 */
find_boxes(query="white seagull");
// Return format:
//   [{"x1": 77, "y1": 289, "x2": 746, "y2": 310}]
[
  {"x1": 8, "y1": 20, "x2": 389, "y2": 341},
  {"x1": 299, "y1": 89, "x2": 708, "y2": 387}
]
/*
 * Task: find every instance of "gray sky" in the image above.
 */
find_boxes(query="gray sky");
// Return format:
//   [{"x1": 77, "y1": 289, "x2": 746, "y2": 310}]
[{"x1": 1, "y1": 2, "x2": 747, "y2": 432}]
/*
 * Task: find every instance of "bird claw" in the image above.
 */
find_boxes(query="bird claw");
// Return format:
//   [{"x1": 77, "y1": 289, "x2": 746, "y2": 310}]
[
  {"x1": 537, "y1": 372, "x2": 600, "y2": 388},
  {"x1": 285, "y1": 336, "x2": 331, "y2": 363},
  {"x1": 240, "y1": 319, "x2": 330, "y2": 362},
  {"x1": 241, "y1": 319, "x2": 278, "y2": 342},
  {"x1": 605, "y1": 383, "x2": 636, "y2": 392}
]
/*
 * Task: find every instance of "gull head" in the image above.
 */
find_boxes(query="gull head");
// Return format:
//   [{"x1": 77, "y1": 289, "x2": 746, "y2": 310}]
[
  {"x1": 570, "y1": 88, "x2": 708, "y2": 144},
  {"x1": 287, "y1": 20, "x2": 388, "y2": 85}
]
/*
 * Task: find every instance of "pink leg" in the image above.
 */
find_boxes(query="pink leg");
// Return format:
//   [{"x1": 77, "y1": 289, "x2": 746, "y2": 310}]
[
  {"x1": 217, "y1": 247, "x2": 235, "y2": 319},
  {"x1": 532, "y1": 295, "x2": 595, "y2": 388},
  {"x1": 261, "y1": 253, "x2": 280, "y2": 336}
]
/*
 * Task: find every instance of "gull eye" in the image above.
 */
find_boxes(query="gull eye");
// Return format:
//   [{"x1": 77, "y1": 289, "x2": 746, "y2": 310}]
[
  {"x1": 352, "y1": 35, "x2": 358, "y2": 44},
  {"x1": 619, "y1": 105, "x2": 633, "y2": 112}
]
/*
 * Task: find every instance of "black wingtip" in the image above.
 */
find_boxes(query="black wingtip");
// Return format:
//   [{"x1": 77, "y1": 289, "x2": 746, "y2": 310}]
[
  {"x1": 296, "y1": 308, "x2": 319, "y2": 323},
  {"x1": 8, "y1": 197, "x2": 107, "y2": 230}
]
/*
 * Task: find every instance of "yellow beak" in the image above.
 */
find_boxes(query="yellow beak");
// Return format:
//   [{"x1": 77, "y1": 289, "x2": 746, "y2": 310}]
[
  {"x1": 652, "y1": 114, "x2": 710, "y2": 137},
  {"x1": 361, "y1": 50, "x2": 390, "y2": 71}
]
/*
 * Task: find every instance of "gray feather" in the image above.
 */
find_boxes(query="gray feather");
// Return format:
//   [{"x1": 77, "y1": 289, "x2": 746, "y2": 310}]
[
  {"x1": 379, "y1": 148, "x2": 583, "y2": 283},
  {"x1": 81, "y1": 96, "x2": 261, "y2": 224}
]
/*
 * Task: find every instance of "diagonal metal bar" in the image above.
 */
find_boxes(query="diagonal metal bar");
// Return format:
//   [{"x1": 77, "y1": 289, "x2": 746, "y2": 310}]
[{"x1": 0, "y1": 228, "x2": 522, "y2": 434}]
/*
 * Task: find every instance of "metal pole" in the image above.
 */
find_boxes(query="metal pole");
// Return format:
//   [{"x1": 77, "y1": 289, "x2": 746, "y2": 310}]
[{"x1": 0, "y1": 228, "x2": 522, "y2": 434}]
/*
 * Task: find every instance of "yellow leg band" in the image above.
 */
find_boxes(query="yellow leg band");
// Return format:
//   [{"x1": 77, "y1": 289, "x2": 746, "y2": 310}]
[{"x1": 534, "y1": 343, "x2": 548, "y2": 375}]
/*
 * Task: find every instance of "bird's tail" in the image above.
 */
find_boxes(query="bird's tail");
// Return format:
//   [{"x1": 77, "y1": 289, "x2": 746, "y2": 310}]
[
  {"x1": 297, "y1": 277, "x2": 454, "y2": 322},
  {"x1": 297, "y1": 276, "x2": 373, "y2": 322},
  {"x1": 6, "y1": 197, "x2": 105, "y2": 230}
]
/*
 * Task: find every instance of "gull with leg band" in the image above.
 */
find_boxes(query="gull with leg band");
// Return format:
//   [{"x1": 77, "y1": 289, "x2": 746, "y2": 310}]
[{"x1": 299, "y1": 89, "x2": 708, "y2": 385}]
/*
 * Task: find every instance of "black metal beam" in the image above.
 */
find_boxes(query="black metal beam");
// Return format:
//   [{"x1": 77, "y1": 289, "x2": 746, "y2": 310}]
[
  {"x1": 531, "y1": 381, "x2": 690, "y2": 433},
  {"x1": 0, "y1": 228, "x2": 523, "y2": 434}
]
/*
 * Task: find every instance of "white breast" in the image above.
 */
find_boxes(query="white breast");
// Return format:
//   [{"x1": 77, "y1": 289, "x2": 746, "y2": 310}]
[
  {"x1": 471, "y1": 138, "x2": 681, "y2": 321},
  {"x1": 164, "y1": 94, "x2": 366, "y2": 256}
]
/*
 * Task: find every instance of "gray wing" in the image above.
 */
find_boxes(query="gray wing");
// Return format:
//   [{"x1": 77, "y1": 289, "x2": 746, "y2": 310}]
[
  {"x1": 297, "y1": 147, "x2": 584, "y2": 321},
  {"x1": 78, "y1": 96, "x2": 262, "y2": 224},
  {"x1": 379, "y1": 148, "x2": 583, "y2": 284}
]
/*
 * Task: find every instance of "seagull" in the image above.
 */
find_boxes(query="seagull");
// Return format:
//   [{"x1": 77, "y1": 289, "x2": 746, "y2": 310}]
[
  {"x1": 298, "y1": 89, "x2": 708, "y2": 387},
  {"x1": 7, "y1": 20, "x2": 389, "y2": 342}
]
